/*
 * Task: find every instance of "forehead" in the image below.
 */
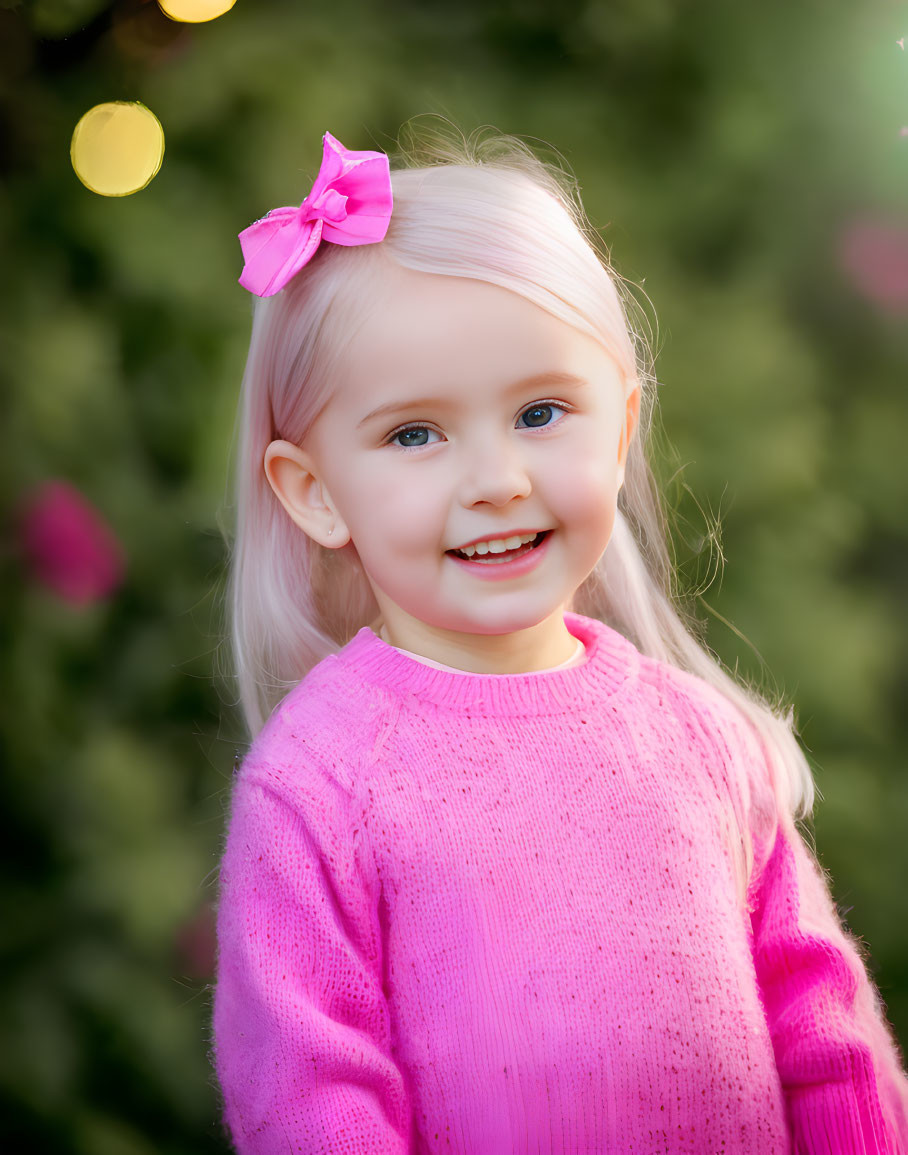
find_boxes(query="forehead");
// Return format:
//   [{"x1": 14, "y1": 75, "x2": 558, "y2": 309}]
[{"x1": 337, "y1": 267, "x2": 609, "y2": 391}]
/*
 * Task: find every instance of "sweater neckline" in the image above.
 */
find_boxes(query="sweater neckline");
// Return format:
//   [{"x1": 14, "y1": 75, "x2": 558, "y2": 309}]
[
  {"x1": 335, "y1": 612, "x2": 640, "y2": 716},
  {"x1": 378, "y1": 623, "x2": 587, "y2": 673}
]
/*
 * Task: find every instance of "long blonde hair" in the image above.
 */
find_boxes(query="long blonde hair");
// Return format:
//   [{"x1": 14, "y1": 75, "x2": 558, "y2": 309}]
[{"x1": 219, "y1": 118, "x2": 816, "y2": 838}]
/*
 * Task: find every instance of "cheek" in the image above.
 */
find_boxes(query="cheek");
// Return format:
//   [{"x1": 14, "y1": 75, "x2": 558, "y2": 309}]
[
  {"x1": 344, "y1": 468, "x2": 446, "y2": 558},
  {"x1": 546, "y1": 451, "x2": 620, "y2": 519}
]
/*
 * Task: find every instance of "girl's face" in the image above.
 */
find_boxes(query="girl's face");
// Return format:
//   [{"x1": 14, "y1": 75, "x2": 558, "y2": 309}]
[{"x1": 266, "y1": 266, "x2": 640, "y2": 672}]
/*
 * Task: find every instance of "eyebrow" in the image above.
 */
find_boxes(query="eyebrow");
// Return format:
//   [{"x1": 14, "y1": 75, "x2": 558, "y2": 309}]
[{"x1": 356, "y1": 372, "x2": 589, "y2": 429}]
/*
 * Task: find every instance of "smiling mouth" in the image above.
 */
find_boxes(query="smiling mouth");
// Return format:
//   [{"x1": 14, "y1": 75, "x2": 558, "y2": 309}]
[{"x1": 446, "y1": 530, "x2": 551, "y2": 562}]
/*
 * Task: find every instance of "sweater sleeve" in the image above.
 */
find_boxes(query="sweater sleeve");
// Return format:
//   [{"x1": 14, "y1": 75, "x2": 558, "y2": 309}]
[
  {"x1": 212, "y1": 751, "x2": 412, "y2": 1154},
  {"x1": 745, "y1": 757, "x2": 908, "y2": 1151}
]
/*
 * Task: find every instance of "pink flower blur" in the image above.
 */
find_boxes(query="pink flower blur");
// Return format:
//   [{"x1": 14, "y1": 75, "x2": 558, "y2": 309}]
[
  {"x1": 838, "y1": 218, "x2": 908, "y2": 315},
  {"x1": 18, "y1": 480, "x2": 126, "y2": 605}
]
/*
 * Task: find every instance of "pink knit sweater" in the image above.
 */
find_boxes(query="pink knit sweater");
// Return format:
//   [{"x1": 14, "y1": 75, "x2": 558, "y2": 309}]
[{"x1": 212, "y1": 612, "x2": 908, "y2": 1153}]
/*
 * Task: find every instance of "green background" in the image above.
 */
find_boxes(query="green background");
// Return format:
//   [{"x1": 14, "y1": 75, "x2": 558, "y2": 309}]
[{"x1": 1, "y1": 0, "x2": 906, "y2": 1149}]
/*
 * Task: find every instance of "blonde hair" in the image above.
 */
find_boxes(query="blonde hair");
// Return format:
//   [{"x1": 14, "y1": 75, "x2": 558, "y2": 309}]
[{"x1": 219, "y1": 117, "x2": 816, "y2": 839}]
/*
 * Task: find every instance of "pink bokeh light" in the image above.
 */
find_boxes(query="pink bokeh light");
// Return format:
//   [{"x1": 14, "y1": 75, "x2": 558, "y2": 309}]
[
  {"x1": 17, "y1": 480, "x2": 126, "y2": 606},
  {"x1": 837, "y1": 217, "x2": 908, "y2": 315}
]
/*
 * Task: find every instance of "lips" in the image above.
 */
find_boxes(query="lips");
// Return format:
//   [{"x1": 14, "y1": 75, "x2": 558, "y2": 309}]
[{"x1": 445, "y1": 528, "x2": 554, "y2": 579}]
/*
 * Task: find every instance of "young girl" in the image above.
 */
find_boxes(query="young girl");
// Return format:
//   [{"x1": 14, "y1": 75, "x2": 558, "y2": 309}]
[{"x1": 211, "y1": 123, "x2": 908, "y2": 1153}]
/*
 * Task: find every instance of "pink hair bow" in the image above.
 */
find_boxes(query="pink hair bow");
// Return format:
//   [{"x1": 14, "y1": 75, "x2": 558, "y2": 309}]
[{"x1": 238, "y1": 130, "x2": 393, "y2": 297}]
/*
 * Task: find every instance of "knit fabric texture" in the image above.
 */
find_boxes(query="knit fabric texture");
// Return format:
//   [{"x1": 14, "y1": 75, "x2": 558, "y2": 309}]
[{"x1": 212, "y1": 612, "x2": 908, "y2": 1153}]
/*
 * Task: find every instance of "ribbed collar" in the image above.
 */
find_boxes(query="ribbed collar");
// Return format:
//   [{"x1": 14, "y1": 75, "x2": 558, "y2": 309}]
[{"x1": 331, "y1": 612, "x2": 640, "y2": 717}]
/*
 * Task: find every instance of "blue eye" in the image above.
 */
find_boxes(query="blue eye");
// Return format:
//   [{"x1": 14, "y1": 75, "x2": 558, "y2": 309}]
[
  {"x1": 519, "y1": 403, "x2": 563, "y2": 429},
  {"x1": 386, "y1": 400, "x2": 570, "y2": 451},
  {"x1": 390, "y1": 426, "x2": 442, "y2": 449}
]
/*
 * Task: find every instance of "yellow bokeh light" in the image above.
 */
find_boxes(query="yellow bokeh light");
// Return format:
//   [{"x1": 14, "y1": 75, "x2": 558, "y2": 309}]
[
  {"x1": 157, "y1": 0, "x2": 237, "y2": 22},
  {"x1": 71, "y1": 102, "x2": 165, "y2": 197}
]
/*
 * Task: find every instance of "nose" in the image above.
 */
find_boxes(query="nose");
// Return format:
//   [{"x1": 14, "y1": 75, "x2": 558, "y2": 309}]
[{"x1": 458, "y1": 434, "x2": 533, "y2": 508}]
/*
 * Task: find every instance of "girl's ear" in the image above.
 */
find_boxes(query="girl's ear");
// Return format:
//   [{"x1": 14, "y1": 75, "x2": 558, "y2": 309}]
[
  {"x1": 616, "y1": 382, "x2": 642, "y2": 490},
  {"x1": 263, "y1": 440, "x2": 351, "y2": 548}
]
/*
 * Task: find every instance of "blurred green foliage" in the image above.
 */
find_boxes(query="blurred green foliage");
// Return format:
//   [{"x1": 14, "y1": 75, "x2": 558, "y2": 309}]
[{"x1": 1, "y1": 0, "x2": 906, "y2": 1149}]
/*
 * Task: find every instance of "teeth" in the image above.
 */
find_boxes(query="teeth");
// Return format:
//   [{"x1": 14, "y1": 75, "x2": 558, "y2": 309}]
[{"x1": 457, "y1": 532, "x2": 540, "y2": 558}]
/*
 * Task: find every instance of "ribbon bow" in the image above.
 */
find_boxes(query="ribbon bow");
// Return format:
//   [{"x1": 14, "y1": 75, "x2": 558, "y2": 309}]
[{"x1": 238, "y1": 130, "x2": 393, "y2": 298}]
